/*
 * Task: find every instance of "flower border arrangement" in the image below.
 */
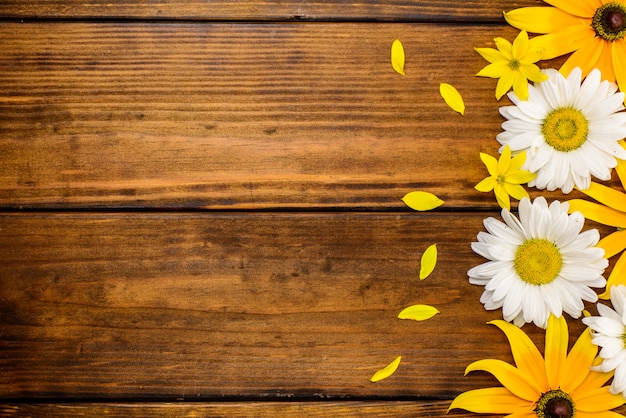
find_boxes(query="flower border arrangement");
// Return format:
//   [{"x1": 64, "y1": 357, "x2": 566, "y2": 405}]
[{"x1": 384, "y1": 1, "x2": 626, "y2": 416}]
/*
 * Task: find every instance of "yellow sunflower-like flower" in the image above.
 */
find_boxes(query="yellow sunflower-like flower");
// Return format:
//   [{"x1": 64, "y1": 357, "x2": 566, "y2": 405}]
[
  {"x1": 568, "y1": 142, "x2": 626, "y2": 299},
  {"x1": 475, "y1": 144, "x2": 536, "y2": 211},
  {"x1": 475, "y1": 30, "x2": 548, "y2": 100},
  {"x1": 448, "y1": 315, "x2": 626, "y2": 417},
  {"x1": 504, "y1": 0, "x2": 626, "y2": 100}
]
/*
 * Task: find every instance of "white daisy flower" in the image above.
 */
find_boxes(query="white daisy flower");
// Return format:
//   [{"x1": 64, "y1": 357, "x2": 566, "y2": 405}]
[
  {"x1": 468, "y1": 196, "x2": 607, "y2": 328},
  {"x1": 496, "y1": 67, "x2": 626, "y2": 194},
  {"x1": 583, "y1": 285, "x2": 626, "y2": 398}
]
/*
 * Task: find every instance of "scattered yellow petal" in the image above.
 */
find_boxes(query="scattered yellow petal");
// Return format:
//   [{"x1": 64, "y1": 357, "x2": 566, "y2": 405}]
[
  {"x1": 397, "y1": 304, "x2": 440, "y2": 321},
  {"x1": 419, "y1": 244, "x2": 437, "y2": 280},
  {"x1": 439, "y1": 83, "x2": 465, "y2": 115},
  {"x1": 401, "y1": 191, "x2": 444, "y2": 211},
  {"x1": 391, "y1": 39, "x2": 405, "y2": 76},
  {"x1": 370, "y1": 356, "x2": 402, "y2": 382}
]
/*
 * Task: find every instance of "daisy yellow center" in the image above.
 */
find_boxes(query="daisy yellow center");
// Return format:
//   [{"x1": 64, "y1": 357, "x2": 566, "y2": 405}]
[
  {"x1": 536, "y1": 389, "x2": 575, "y2": 418},
  {"x1": 514, "y1": 239, "x2": 563, "y2": 285},
  {"x1": 508, "y1": 59, "x2": 520, "y2": 70},
  {"x1": 542, "y1": 108, "x2": 588, "y2": 152},
  {"x1": 592, "y1": 2, "x2": 626, "y2": 41}
]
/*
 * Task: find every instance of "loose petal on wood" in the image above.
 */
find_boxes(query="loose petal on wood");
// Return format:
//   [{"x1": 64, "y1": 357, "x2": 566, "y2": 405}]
[
  {"x1": 0, "y1": 1, "x2": 547, "y2": 21},
  {"x1": 370, "y1": 356, "x2": 402, "y2": 382},
  {"x1": 439, "y1": 83, "x2": 465, "y2": 115},
  {"x1": 0, "y1": 23, "x2": 583, "y2": 210},
  {"x1": 420, "y1": 244, "x2": 438, "y2": 280},
  {"x1": 391, "y1": 39, "x2": 406, "y2": 76},
  {"x1": 402, "y1": 192, "x2": 444, "y2": 211},
  {"x1": 397, "y1": 305, "x2": 440, "y2": 321},
  {"x1": 2, "y1": 212, "x2": 581, "y2": 399}
]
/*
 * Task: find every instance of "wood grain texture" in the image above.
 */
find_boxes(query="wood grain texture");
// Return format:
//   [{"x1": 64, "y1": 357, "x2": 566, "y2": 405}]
[
  {"x1": 0, "y1": 400, "x2": 624, "y2": 417},
  {"x1": 0, "y1": 401, "x2": 542, "y2": 418},
  {"x1": 0, "y1": 0, "x2": 543, "y2": 21},
  {"x1": 0, "y1": 22, "x2": 585, "y2": 210},
  {"x1": 2, "y1": 212, "x2": 611, "y2": 402},
  {"x1": 9, "y1": 401, "x2": 622, "y2": 418}
]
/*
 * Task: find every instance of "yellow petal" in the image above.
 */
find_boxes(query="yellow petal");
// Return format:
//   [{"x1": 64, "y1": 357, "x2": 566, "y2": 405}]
[
  {"x1": 575, "y1": 386, "x2": 626, "y2": 412},
  {"x1": 519, "y1": 63, "x2": 548, "y2": 83},
  {"x1": 370, "y1": 356, "x2": 401, "y2": 382},
  {"x1": 560, "y1": 36, "x2": 605, "y2": 79},
  {"x1": 613, "y1": 40, "x2": 626, "y2": 104},
  {"x1": 390, "y1": 39, "x2": 405, "y2": 76},
  {"x1": 578, "y1": 182, "x2": 626, "y2": 212},
  {"x1": 543, "y1": 0, "x2": 598, "y2": 18},
  {"x1": 499, "y1": 145, "x2": 512, "y2": 173},
  {"x1": 512, "y1": 72, "x2": 530, "y2": 101},
  {"x1": 419, "y1": 244, "x2": 437, "y2": 280},
  {"x1": 489, "y1": 320, "x2": 549, "y2": 391},
  {"x1": 476, "y1": 62, "x2": 511, "y2": 79},
  {"x1": 494, "y1": 37, "x2": 513, "y2": 60},
  {"x1": 527, "y1": 25, "x2": 596, "y2": 60},
  {"x1": 616, "y1": 142, "x2": 626, "y2": 189},
  {"x1": 494, "y1": 185, "x2": 512, "y2": 211},
  {"x1": 567, "y1": 199, "x2": 626, "y2": 228},
  {"x1": 598, "y1": 229, "x2": 626, "y2": 259},
  {"x1": 504, "y1": 7, "x2": 587, "y2": 33},
  {"x1": 448, "y1": 387, "x2": 532, "y2": 414},
  {"x1": 465, "y1": 359, "x2": 541, "y2": 401},
  {"x1": 480, "y1": 152, "x2": 499, "y2": 177},
  {"x1": 561, "y1": 328, "x2": 596, "y2": 393},
  {"x1": 601, "y1": 251, "x2": 626, "y2": 300},
  {"x1": 401, "y1": 191, "x2": 444, "y2": 211},
  {"x1": 512, "y1": 30, "x2": 529, "y2": 59},
  {"x1": 474, "y1": 47, "x2": 507, "y2": 65},
  {"x1": 575, "y1": 356, "x2": 614, "y2": 394},
  {"x1": 475, "y1": 176, "x2": 496, "y2": 193},
  {"x1": 495, "y1": 69, "x2": 515, "y2": 100},
  {"x1": 509, "y1": 151, "x2": 527, "y2": 171},
  {"x1": 505, "y1": 171, "x2": 536, "y2": 185},
  {"x1": 503, "y1": 183, "x2": 529, "y2": 201},
  {"x1": 597, "y1": 39, "x2": 616, "y2": 81},
  {"x1": 397, "y1": 304, "x2": 439, "y2": 321},
  {"x1": 439, "y1": 83, "x2": 465, "y2": 115},
  {"x1": 544, "y1": 315, "x2": 568, "y2": 390}
]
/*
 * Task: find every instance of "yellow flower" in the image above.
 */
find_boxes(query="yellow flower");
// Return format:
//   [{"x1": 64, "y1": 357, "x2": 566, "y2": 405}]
[
  {"x1": 449, "y1": 315, "x2": 626, "y2": 417},
  {"x1": 475, "y1": 144, "x2": 536, "y2": 211},
  {"x1": 505, "y1": 0, "x2": 626, "y2": 102},
  {"x1": 568, "y1": 142, "x2": 626, "y2": 299},
  {"x1": 475, "y1": 30, "x2": 548, "y2": 100}
]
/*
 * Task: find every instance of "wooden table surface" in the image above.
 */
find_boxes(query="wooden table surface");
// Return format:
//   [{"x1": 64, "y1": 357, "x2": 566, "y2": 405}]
[{"x1": 1, "y1": 1, "x2": 624, "y2": 416}]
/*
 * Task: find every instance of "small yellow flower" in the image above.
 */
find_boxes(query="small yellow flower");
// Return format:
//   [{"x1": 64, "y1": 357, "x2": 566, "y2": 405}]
[
  {"x1": 475, "y1": 30, "x2": 548, "y2": 100},
  {"x1": 475, "y1": 144, "x2": 536, "y2": 211},
  {"x1": 505, "y1": 0, "x2": 626, "y2": 103},
  {"x1": 449, "y1": 315, "x2": 626, "y2": 417}
]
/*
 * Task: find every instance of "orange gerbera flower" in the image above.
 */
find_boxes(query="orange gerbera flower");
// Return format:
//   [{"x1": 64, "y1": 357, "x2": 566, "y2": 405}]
[
  {"x1": 448, "y1": 315, "x2": 625, "y2": 417},
  {"x1": 504, "y1": 0, "x2": 626, "y2": 100}
]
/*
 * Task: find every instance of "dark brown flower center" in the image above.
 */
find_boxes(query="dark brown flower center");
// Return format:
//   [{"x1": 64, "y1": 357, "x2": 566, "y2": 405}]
[
  {"x1": 592, "y1": 2, "x2": 626, "y2": 41},
  {"x1": 536, "y1": 390, "x2": 575, "y2": 418},
  {"x1": 609, "y1": 10, "x2": 625, "y2": 30}
]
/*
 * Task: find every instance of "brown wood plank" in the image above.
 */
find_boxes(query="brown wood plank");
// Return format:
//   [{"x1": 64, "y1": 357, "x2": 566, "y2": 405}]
[
  {"x1": 0, "y1": 22, "x2": 582, "y2": 210},
  {"x1": 2, "y1": 402, "x2": 623, "y2": 417},
  {"x1": 0, "y1": 401, "x2": 526, "y2": 417},
  {"x1": 0, "y1": 1, "x2": 542, "y2": 22},
  {"x1": 0, "y1": 212, "x2": 612, "y2": 401},
  {"x1": 8, "y1": 400, "x2": 623, "y2": 418}
]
